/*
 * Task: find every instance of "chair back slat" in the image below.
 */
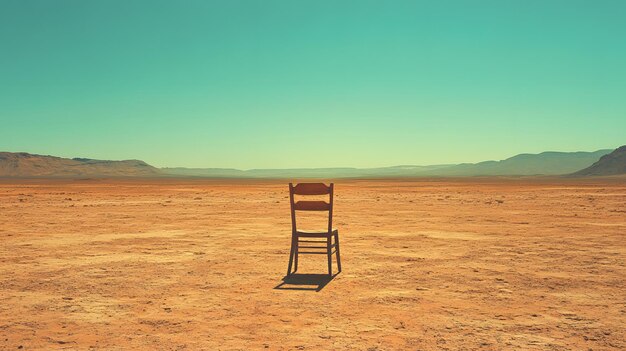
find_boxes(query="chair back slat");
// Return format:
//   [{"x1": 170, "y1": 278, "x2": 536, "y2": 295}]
[
  {"x1": 293, "y1": 200, "x2": 330, "y2": 211},
  {"x1": 292, "y1": 183, "x2": 330, "y2": 195}
]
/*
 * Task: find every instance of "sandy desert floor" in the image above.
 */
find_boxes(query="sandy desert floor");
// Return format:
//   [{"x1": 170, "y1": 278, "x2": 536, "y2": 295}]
[{"x1": 0, "y1": 178, "x2": 624, "y2": 350}]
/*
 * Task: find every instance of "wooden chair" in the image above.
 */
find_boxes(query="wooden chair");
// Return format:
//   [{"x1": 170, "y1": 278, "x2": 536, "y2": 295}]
[{"x1": 287, "y1": 183, "x2": 341, "y2": 276}]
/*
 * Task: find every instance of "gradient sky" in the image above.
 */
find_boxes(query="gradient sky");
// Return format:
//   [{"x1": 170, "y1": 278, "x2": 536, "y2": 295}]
[{"x1": 1, "y1": 1, "x2": 625, "y2": 168}]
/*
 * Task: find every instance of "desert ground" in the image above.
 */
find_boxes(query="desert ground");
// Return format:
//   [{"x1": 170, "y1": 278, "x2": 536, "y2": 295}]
[{"x1": 0, "y1": 178, "x2": 624, "y2": 350}]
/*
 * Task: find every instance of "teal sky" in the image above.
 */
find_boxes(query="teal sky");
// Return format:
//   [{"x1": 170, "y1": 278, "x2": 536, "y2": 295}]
[{"x1": 1, "y1": 1, "x2": 625, "y2": 169}]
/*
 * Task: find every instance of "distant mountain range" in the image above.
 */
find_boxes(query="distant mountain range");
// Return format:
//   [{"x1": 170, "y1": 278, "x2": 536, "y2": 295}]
[
  {"x1": 0, "y1": 147, "x2": 623, "y2": 178},
  {"x1": 162, "y1": 149, "x2": 615, "y2": 178},
  {"x1": 417, "y1": 150, "x2": 613, "y2": 177},
  {"x1": 162, "y1": 164, "x2": 454, "y2": 178}
]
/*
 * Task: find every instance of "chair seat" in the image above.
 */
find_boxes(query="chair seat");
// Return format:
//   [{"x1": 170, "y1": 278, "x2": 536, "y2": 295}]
[{"x1": 295, "y1": 229, "x2": 338, "y2": 237}]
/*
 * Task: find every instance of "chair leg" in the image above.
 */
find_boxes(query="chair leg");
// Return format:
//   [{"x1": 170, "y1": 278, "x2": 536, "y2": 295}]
[
  {"x1": 294, "y1": 236, "x2": 299, "y2": 273},
  {"x1": 327, "y1": 236, "x2": 333, "y2": 276},
  {"x1": 287, "y1": 235, "x2": 295, "y2": 276},
  {"x1": 335, "y1": 232, "x2": 342, "y2": 273}
]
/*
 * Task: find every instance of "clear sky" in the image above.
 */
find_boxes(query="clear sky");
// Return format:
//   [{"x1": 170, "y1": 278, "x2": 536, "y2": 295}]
[{"x1": 1, "y1": 1, "x2": 625, "y2": 169}]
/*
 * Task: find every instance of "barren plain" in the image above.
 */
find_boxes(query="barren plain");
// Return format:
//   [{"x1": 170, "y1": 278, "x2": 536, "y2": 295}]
[{"x1": 0, "y1": 178, "x2": 624, "y2": 350}]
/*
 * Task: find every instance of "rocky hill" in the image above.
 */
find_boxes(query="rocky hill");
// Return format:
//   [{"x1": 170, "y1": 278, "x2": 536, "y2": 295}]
[
  {"x1": 0, "y1": 152, "x2": 161, "y2": 177},
  {"x1": 571, "y1": 146, "x2": 626, "y2": 176}
]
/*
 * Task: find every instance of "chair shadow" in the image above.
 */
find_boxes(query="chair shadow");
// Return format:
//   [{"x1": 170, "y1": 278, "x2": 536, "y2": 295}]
[{"x1": 274, "y1": 273, "x2": 338, "y2": 292}]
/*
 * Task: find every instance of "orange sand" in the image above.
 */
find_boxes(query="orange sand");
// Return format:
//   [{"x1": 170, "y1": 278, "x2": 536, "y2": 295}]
[{"x1": 0, "y1": 178, "x2": 624, "y2": 350}]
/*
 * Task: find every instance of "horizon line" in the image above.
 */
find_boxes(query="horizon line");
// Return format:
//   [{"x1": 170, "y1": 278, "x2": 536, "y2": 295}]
[{"x1": 1, "y1": 146, "x2": 619, "y2": 171}]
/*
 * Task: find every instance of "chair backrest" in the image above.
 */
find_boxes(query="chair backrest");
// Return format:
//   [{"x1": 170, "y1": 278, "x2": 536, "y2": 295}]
[{"x1": 289, "y1": 183, "x2": 334, "y2": 233}]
